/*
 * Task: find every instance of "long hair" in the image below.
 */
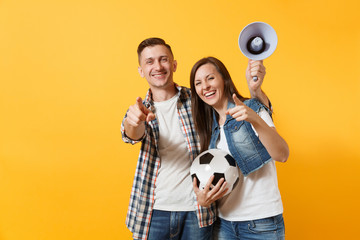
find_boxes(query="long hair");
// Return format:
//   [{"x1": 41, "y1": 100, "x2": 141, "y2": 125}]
[{"x1": 190, "y1": 57, "x2": 248, "y2": 153}]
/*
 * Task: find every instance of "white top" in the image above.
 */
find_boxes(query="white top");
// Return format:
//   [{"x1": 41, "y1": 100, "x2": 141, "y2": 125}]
[
  {"x1": 153, "y1": 92, "x2": 195, "y2": 211},
  {"x1": 216, "y1": 108, "x2": 283, "y2": 221}
]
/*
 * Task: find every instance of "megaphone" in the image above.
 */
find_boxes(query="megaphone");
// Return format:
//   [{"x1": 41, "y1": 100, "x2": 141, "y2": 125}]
[{"x1": 238, "y1": 22, "x2": 278, "y2": 81}]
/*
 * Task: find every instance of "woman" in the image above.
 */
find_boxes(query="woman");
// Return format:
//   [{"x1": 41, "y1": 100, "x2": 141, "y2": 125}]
[{"x1": 190, "y1": 57, "x2": 289, "y2": 240}]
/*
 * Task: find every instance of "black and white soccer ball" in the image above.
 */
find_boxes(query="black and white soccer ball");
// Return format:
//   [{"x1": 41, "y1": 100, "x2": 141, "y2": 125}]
[{"x1": 190, "y1": 149, "x2": 239, "y2": 197}]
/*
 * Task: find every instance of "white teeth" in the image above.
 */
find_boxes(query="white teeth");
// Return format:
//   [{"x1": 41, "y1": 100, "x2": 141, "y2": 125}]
[
  {"x1": 204, "y1": 91, "x2": 215, "y2": 97},
  {"x1": 152, "y1": 73, "x2": 165, "y2": 77}
]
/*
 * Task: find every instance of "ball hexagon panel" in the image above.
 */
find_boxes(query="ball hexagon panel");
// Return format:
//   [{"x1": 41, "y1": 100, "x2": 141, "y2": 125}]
[{"x1": 199, "y1": 152, "x2": 214, "y2": 165}]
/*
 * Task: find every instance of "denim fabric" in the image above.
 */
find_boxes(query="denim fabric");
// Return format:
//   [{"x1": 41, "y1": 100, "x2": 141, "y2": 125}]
[
  {"x1": 147, "y1": 210, "x2": 213, "y2": 240},
  {"x1": 213, "y1": 214, "x2": 285, "y2": 240},
  {"x1": 209, "y1": 99, "x2": 272, "y2": 176}
]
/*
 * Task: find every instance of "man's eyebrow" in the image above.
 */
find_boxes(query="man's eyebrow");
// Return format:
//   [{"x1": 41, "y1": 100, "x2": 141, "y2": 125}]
[{"x1": 144, "y1": 55, "x2": 169, "y2": 60}]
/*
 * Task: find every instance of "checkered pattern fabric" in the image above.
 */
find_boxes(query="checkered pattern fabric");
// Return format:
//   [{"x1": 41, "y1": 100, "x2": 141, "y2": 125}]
[{"x1": 121, "y1": 85, "x2": 216, "y2": 240}]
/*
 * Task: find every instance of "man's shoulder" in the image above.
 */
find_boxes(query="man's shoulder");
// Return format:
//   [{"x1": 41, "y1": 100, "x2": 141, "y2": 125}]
[
  {"x1": 176, "y1": 85, "x2": 191, "y2": 99},
  {"x1": 176, "y1": 84, "x2": 191, "y2": 92}
]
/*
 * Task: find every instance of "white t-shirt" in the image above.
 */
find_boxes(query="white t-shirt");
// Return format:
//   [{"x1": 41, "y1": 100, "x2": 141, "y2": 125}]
[
  {"x1": 216, "y1": 108, "x2": 283, "y2": 221},
  {"x1": 152, "y1": 92, "x2": 196, "y2": 211}
]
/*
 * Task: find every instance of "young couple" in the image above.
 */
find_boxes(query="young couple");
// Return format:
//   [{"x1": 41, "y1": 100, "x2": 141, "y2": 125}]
[{"x1": 121, "y1": 37, "x2": 289, "y2": 240}]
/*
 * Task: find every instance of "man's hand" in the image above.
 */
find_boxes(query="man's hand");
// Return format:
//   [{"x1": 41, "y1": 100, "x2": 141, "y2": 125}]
[
  {"x1": 124, "y1": 97, "x2": 155, "y2": 140},
  {"x1": 193, "y1": 175, "x2": 228, "y2": 208},
  {"x1": 126, "y1": 97, "x2": 155, "y2": 127}
]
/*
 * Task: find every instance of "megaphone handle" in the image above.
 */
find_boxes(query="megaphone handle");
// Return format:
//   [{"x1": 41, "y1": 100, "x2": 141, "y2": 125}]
[{"x1": 253, "y1": 76, "x2": 258, "y2": 81}]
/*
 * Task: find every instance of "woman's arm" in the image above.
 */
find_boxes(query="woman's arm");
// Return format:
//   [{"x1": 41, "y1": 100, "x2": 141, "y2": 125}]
[
  {"x1": 226, "y1": 94, "x2": 289, "y2": 162},
  {"x1": 246, "y1": 60, "x2": 271, "y2": 109}
]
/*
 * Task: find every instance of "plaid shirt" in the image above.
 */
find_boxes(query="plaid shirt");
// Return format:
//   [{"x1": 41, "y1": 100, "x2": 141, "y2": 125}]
[{"x1": 121, "y1": 85, "x2": 216, "y2": 240}]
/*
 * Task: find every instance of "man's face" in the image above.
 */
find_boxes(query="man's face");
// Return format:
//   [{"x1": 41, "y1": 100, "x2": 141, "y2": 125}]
[{"x1": 138, "y1": 45, "x2": 177, "y2": 90}]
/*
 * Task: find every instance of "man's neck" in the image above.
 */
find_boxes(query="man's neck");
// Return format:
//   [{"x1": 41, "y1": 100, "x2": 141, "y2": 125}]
[{"x1": 151, "y1": 84, "x2": 178, "y2": 102}]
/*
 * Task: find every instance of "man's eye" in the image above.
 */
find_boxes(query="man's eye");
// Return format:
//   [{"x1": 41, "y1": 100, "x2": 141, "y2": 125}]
[{"x1": 161, "y1": 58, "x2": 168, "y2": 62}]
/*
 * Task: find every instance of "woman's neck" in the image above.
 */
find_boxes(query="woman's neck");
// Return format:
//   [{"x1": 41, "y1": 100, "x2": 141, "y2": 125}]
[{"x1": 213, "y1": 99, "x2": 228, "y2": 126}]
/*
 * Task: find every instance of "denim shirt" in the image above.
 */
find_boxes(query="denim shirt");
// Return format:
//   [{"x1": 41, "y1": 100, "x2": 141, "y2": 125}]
[{"x1": 209, "y1": 98, "x2": 273, "y2": 176}]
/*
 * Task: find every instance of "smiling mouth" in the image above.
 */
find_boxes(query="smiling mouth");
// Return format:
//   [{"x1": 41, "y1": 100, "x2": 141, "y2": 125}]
[
  {"x1": 204, "y1": 91, "x2": 216, "y2": 97},
  {"x1": 152, "y1": 72, "x2": 166, "y2": 78}
]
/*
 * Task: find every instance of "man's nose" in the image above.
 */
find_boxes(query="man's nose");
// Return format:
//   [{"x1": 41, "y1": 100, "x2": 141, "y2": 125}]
[{"x1": 154, "y1": 60, "x2": 163, "y2": 70}]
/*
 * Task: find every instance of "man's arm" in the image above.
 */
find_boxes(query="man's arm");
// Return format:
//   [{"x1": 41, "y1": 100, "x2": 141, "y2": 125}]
[
  {"x1": 246, "y1": 59, "x2": 271, "y2": 110},
  {"x1": 122, "y1": 97, "x2": 155, "y2": 141}
]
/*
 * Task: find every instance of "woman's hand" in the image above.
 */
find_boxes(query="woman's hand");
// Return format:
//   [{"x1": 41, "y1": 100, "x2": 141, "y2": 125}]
[
  {"x1": 226, "y1": 94, "x2": 260, "y2": 124},
  {"x1": 246, "y1": 59, "x2": 266, "y2": 96},
  {"x1": 192, "y1": 175, "x2": 228, "y2": 208}
]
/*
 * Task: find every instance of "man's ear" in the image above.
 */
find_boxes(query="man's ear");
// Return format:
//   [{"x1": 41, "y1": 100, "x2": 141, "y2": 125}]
[
  {"x1": 138, "y1": 66, "x2": 144, "y2": 78},
  {"x1": 173, "y1": 60, "x2": 177, "y2": 72}
]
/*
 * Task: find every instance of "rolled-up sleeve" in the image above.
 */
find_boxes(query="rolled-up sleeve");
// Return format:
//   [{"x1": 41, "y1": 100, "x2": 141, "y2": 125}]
[{"x1": 120, "y1": 112, "x2": 146, "y2": 144}]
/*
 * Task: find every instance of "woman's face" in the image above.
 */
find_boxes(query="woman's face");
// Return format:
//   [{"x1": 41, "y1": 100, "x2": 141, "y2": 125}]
[{"x1": 194, "y1": 63, "x2": 227, "y2": 110}]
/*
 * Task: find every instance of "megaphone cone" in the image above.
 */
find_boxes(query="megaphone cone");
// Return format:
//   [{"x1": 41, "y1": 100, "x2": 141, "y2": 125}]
[
  {"x1": 238, "y1": 22, "x2": 277, "y2": 81},
  {"x1": 238, "y1": 22, "x2": 278, "y2": 61}
]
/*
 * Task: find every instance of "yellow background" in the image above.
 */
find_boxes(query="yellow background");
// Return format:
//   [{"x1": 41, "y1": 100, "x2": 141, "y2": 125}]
[{"x1": 1, "y1": 0, "x2": 359, "y2": 239}]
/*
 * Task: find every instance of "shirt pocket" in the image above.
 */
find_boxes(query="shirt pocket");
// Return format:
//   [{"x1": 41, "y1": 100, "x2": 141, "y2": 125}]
[
  {"x1": 228, "y1": 120, "x2": 258, "y2": 161},
  {"x1": 228, "y1": 120, "x2": 251, "y2": 144}
]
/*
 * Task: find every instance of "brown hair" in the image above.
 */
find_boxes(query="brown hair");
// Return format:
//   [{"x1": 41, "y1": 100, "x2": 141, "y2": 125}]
[
  {"x1": 190, "y1": 57, "x2": 248, "y2": 152},
  {"x1": 137, "y1": 38, "x2": 173, "y2": 63}
]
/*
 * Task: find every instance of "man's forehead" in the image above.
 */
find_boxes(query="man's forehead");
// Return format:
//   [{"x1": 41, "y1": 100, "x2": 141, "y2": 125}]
[{"x1": 140, "y1": 45, "x2": 172, "y2": 60}]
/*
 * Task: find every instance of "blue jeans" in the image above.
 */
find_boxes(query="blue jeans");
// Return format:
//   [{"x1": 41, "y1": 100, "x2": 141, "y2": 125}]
[
  {"x1": 147, "y1": 209, "x2": 213, "y2": 240},
  {"x1": 213, "y1": 214, "x2": 285, "y2": 240}
]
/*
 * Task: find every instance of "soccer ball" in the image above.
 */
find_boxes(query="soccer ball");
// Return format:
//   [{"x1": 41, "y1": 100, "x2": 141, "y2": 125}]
[{"x1": 190, "y1": 149, "x2": 239, "y2": 197}]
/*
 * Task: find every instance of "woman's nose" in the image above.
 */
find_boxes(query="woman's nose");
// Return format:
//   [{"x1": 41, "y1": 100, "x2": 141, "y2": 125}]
[{"x1": 202, "y1": 81, "x2": 210, "y2": 89}]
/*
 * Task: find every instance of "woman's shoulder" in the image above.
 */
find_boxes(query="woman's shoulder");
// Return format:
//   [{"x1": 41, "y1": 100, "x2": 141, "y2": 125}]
[
  {"x1": 244, "y1": 98, "x2": 263, "y2": 107},
  {"x1": 244, "y1": 98, "x2": 272, "y2": 116}
]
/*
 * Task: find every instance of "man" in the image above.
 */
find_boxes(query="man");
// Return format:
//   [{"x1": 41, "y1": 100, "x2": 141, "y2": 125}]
[{"x1": 121, "y1": 38, "x2": 269, "y2": 240}]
